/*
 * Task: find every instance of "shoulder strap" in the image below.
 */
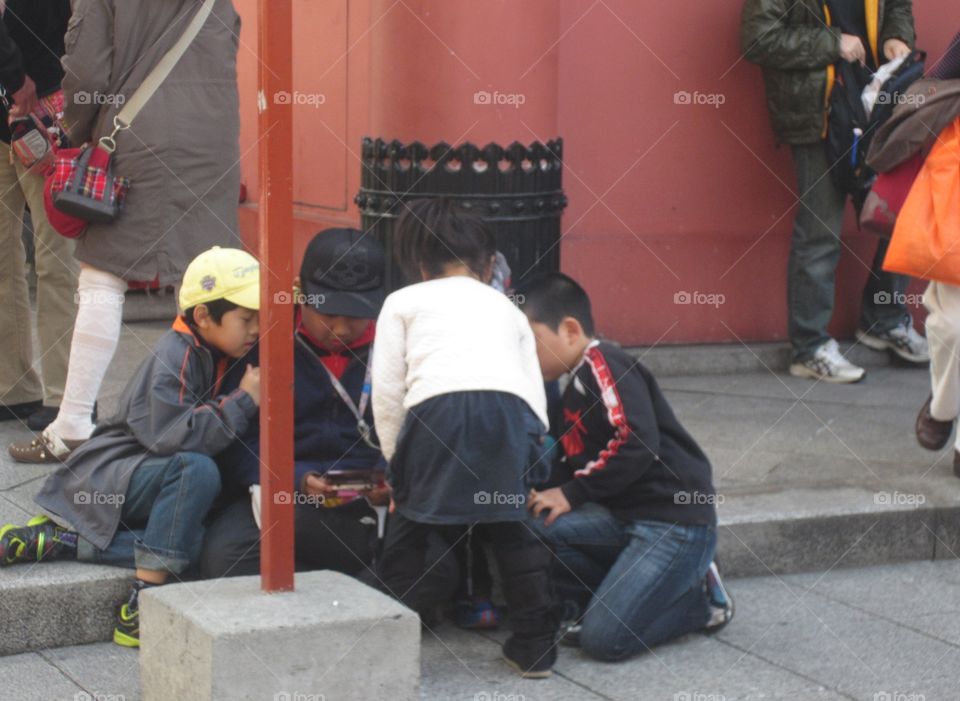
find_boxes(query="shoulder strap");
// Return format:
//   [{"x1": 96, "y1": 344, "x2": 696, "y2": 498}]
[{"x1": 114, "y1": 0, "x2": 216, "y2": 130}]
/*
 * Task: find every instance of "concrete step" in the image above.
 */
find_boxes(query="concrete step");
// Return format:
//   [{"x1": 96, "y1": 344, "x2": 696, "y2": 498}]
[
  {"x1": 631, "y1": 339, "x2": 915, "y2": 378},
  {"x1": 0, "y1": 480, "x2": 132, "y2": 658},
  {"x1": 0, "y1": 475, "x2": 955, "y2": 657}
]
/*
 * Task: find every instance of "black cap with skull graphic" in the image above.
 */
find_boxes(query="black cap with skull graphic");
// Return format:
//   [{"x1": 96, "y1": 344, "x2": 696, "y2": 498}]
[{"x1": 300, "y1": 228, "x2": 386, "y2": 318}]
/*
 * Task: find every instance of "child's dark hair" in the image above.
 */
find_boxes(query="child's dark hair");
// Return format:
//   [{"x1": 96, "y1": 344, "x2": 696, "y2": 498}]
[
  {"x1": 181, "y1": 298, "x2": 239, "y2": 327},
  {"x1": 517, "y1": 273, "x2": 595, "y2": 337},
  {"x1": 393, "y1": 198, "x2": 496, "y2": 281}
]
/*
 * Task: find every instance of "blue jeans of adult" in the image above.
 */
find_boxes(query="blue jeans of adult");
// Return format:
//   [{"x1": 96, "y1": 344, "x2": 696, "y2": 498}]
[
  {"x1": 77, "y1": 452, "x2": 221, "y2": 574},
  {"x1": 788, "y1": 142, "x2": 910, "y2": 362},
  {"x1": 531, "y1": 502, "x2": 716, "y2": 662}
]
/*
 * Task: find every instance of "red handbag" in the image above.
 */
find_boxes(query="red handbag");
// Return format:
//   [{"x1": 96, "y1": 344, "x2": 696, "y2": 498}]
[
  {"x1": 859, "y1": 152, "x2": 924, "y2": 237},
  {"x1": 43, "y1": 143, "x2": 130, "y2": 239}
]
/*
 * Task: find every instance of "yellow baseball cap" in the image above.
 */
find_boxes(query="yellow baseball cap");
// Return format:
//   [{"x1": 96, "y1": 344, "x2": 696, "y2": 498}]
[{"x1": 179, "y1": 247, "x2": 261, "y2": 311}]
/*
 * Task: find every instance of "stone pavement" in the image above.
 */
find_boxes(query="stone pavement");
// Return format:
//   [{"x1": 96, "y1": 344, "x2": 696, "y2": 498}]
[
  {"x1": 3, "y1": 558, "x2": 959, "y2": 700},
  {"x1": 1, "y1": 319, "x2": 958, "y2": 697}
]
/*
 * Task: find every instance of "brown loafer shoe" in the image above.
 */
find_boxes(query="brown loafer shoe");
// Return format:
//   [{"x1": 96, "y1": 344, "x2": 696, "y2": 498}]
[
  {"x1": 916, "y1": 394, "x2": 954, "y2": 451},
  {"x1": 8, "y1": 430, "x2": 85, "y2": 464}
]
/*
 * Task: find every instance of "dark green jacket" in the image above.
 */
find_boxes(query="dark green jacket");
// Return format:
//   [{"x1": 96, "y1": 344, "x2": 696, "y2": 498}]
[{"x1": 740, "y1": 0, "x2": 916, "y2": 144}]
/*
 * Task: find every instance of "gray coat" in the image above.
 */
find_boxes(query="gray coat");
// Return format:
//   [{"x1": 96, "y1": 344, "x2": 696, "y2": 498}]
[
  {"x1": 34, "y1": 319, "x2": 258, "y2": 549},
  {"x1": 61, "y1": 0, "x2": 242, "y2": 285}
]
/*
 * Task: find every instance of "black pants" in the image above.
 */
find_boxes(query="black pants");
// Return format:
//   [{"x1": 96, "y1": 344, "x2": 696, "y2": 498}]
[
  {"x1": 199, "y1": 496, "x2": 379, "y2": 579},
  {"x1": 377, "y1": 512, "x2": 557, "y2": 641}
]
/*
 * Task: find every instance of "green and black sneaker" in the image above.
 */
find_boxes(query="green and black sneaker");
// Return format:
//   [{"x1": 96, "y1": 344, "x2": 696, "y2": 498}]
[
  {"x1": 114, "y1": 580, "x2": 155, "y2": 648},
  {"x1": 0, "y1": 515, "x2": 77, "y2": 566}
]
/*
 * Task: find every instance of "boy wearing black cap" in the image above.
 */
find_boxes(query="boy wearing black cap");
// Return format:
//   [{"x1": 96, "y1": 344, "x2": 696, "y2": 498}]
[{"x1": 200, "y1": 228, "x2": 391, "y2": 578}]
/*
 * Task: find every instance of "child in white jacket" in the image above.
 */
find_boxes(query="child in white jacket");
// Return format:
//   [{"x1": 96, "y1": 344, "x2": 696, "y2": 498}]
[{"x1": 372, "y1": 198, "x2": 558, "y2": 679}]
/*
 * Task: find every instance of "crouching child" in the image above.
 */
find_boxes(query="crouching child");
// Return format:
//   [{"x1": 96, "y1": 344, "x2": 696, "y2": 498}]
[
  {"x1": 519, "y1": 273, "x2": 734, "y2": 662},
  {"x1": 0, "y1": 247, "x2": 262, "y2": 648}
]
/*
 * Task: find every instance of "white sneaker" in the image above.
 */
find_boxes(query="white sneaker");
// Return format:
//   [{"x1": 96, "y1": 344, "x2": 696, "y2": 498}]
[
  {"x1": 789, "y1": 339, "x2": 866, "y2": 384},
  {"x1": 856, "y1": 323, "x2": 930, "y2": 363}
]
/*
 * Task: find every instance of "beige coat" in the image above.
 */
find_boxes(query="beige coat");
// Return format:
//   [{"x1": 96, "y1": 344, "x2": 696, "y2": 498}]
[{"x1": 62, "y1": 0, "x2": 241, "y2": 285}]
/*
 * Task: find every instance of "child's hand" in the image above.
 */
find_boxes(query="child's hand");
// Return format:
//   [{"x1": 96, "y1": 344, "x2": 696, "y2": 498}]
[
  {"x1": 239, "y1": 364, "x2": 261, "y2": 406},
  {"x1": 303, "y1": 473, "x2": 335, "y2": 497},
  {"x1": 528, "y1": 487, "x2": 571, "y2": 526},
  {"x1": 364, "y1": 482, "x2": 392, "y2": 507}
]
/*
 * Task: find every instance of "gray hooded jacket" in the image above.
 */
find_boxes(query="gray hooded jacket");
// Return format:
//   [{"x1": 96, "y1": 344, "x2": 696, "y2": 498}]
[{"x1": 34, "y1": 317, "x2": 257, "y2": 549}]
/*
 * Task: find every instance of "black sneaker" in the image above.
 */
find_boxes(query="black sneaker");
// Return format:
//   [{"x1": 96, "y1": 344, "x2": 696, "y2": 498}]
[
  {"x1": 0, "y1": 515, "x2": 77, "y2": 566},
  {"x1": 502, "y1": 635, "x2": 556, "y2": 679},
  {"x1": 26, "y1": 402, "x2": 98, "y2": 432},
  {"x1": 0, "y1": 400, "x2": 42, "y2": 422},
  {"x1": 114, "y1": 580, "x2": 153, "y2": 648},
  {"x1": 704, "y1": 561, "x2": 734, "y2": 633}
]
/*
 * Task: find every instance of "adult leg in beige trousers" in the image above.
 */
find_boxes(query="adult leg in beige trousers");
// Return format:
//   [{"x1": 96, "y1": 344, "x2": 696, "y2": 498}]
[
  {"x1": 922, "y1": 281, "x2": 960, "y2": 461},
  {"x1": 0, "y1": 153, "x2": 78, "y2": 421}
]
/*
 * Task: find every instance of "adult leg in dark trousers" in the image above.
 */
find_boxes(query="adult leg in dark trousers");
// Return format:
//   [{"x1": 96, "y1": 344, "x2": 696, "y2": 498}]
[
  {"x1": 199, "y1": 497, "x2": 377, "y2": 579},
  {"x1": 788, "y1": 142, "x2": 908, "y2": 361}
]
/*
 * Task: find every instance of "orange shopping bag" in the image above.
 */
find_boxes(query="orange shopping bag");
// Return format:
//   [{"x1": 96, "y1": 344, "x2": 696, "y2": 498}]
[{"x1": 883, "y1": 117, "x2": 960, "y2": 285}]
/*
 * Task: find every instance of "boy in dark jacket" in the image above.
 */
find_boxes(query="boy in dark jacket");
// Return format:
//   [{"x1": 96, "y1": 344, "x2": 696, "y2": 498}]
[
  {"x1": 519, "y1": 273, "x2": 734, "y2": 662},
  {"x1": 200, "y1": 228, "x2": 389, "y2": 579},
  {"x1": 0, "y1": 247, "x2": 261, "y2": 648},
  {"x1": 740, "y1": 0, "x2": 924, "y2": 382}
]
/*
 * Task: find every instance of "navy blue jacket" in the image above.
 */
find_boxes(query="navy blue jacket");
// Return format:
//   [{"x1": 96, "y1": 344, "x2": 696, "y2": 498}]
[{"x1": 217, "y1": 330, "x2": 384, "y2": 496}]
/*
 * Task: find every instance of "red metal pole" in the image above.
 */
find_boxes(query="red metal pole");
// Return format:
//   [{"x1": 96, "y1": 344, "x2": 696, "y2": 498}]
[{"x1": 257, "y1": 0, "x2": 295, "y2": 591}]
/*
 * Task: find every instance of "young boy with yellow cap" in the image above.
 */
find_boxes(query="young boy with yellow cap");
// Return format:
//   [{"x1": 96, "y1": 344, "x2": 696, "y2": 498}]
[{"x1": 0, "y1": 246, "x2": 262, "y2": 648}]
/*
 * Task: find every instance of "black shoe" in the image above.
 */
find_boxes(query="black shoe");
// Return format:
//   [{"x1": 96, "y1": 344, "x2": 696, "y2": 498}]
[
  {"x1": 0, "y1": 400, "x2": 42, "y2": 422},
  {"x1": 114, "y1": 580, "x2": 155, "y2": 648},
  {"x1": 26, "y1": 406, "x2": 58, "y2": 432},
  {"x1": 26, "y1": 402, "x2": 98, "y2": 432},
  {"x1": 502, "y1": 635, "x2": 556, "y2": 679}
]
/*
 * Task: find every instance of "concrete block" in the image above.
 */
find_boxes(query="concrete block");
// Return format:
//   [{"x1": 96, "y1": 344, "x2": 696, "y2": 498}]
[{"x1": 140, "y1": 571, "x2": 420, "y2": 701}]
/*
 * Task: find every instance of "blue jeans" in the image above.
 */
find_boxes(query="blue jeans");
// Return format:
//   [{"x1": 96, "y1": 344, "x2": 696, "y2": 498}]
[
  {"x1": 531, "y1": 503, "x2": 716, "y2": 661},
  {"x1": 77, "y1": 452, "x2": 221, "y2": 574},
  {"x1": 788, "y1": 143, "x2": 910, "y2": 362}
]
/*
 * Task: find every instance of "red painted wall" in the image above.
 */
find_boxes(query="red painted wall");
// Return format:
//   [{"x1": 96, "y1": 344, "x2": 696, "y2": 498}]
[{"x1": 233, "y1": 0, "x2": 959, "y2": 346}]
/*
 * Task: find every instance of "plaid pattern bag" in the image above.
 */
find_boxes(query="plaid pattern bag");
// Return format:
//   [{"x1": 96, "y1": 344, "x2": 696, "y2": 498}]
[{"x1": 44, "y1": 144, "x2": 131, "y2": 239}]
